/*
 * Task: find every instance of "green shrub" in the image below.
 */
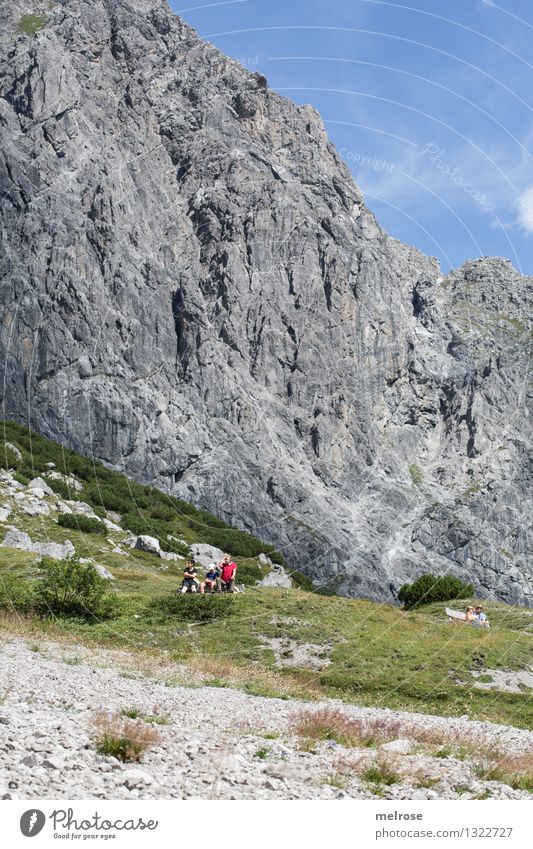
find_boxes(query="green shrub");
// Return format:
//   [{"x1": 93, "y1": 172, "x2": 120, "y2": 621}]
[
  {"x1": 46, "y1": 476, "x2": 74, "y2": 499},
  {"x1": 84, "y1": 484, "x2": 133, "y2": 514},
  {"x1": 148, "y1": 506, "x2": 175, "y2": 523},
  {"x1": 121, "y1": 514, "x2": 187, "y2": 555},
  {"x1": 35, "y1": 557, "x2": 118, "y2": 619},
  {"x1": 189, "y1": 510, "x2": 229, "y2": 531},
  {"x1": 237, "y1": 562, "x2": 263, "y2": 586},
  {"x1": 397, "y1": 573, "x2": 474, "y2": 610},
  {"x1": 169, "y1": 497, "x2": 197, "y2": 516},
  {"x1": 148, "y1": 593, "x2": 235, "y2": 622},
  {"x1": 0, "y1": 574, "x2": 35, "y2": 613},
  {"x1": 58, "y1": 513, "x2": 107, "y2": 535},
  {"x1": 291, "y1": 570, "x2": 315, "y2": 592},
  {"x1": 12, "y1": 471, "x2": 30, "y2": 486}
]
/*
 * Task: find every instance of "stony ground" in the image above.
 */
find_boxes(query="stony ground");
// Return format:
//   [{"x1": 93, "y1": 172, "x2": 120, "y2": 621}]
[{"x1": 0, "y1": 636, "x2": 531, "y2": 800}]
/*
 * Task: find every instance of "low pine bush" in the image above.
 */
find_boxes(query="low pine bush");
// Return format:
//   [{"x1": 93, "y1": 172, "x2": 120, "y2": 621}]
[
  {"x1": 35, "y1": 557, "x2": 118, "y2": 619},
  {"x1": 58, "y1": 513, "x2": 106, "y2": 535},
  {"x1": 46, "y1": 476, "x2": 73, "y2": 499},
  {"x1": 397, "y1": 574, "x2": 474, "y2": 609},
  {"x1": 237, "y1": 562, "x2": 263, "y2": 586},
  {"x1": 291, "y1": 570, "x2": 315, "y2": 591},
  {"x1": 0, "y1": 574, "x2": 35, "y2": 614},
  {"x1": 148, "y1": 593, "x2": 235, "y2": 622}
]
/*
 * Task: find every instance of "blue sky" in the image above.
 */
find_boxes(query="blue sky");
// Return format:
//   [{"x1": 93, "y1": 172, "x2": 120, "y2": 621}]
[{"x1": 170, "y1": 0, "x2": 533, "y2": 275}]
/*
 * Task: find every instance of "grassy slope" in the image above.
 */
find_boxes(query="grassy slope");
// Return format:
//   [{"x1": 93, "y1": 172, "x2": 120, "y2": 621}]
[{"x1": 1, "y1": 421, "x2": 532, "y2": 730}]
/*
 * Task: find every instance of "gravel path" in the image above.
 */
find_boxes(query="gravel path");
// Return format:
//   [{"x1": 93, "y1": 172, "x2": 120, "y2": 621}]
[{"x1": 0, "y1": 636, "x2": 531, "y2": 800}]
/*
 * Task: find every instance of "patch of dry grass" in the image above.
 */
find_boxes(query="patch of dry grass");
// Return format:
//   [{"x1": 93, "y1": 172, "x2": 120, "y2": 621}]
[
  {"x1": 185, "y1": 653, "x2": 320, "y2": 700},
  {"x1": 293, "y1": 707, "x2": 405, "y2": 748},
  {"x1": 474, "y1": 754, "x2": 533, "y2": 792},
  {"x1": 92, "y1": 711, "x2": 161, "y2": 762}
]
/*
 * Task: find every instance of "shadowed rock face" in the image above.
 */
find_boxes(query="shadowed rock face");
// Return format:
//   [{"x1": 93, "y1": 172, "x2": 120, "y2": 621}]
[{"x1": 1, "y1": 0, "x2": 531, "y2": 605}]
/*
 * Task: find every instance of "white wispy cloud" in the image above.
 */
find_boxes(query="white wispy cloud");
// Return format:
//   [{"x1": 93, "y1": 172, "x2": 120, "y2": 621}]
[{"x1": 516, "y1": 186, "x2": 533, "y2": 234}]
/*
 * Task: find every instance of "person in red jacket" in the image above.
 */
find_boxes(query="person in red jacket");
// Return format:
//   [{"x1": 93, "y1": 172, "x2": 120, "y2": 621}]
[{"x1": 219, "y1": 553, "x2": 237, "y2": 593}]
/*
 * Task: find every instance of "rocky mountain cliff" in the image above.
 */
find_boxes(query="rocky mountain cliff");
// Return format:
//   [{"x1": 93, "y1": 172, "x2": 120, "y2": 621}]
[{"x1": 1, "y1": 0, "x2": 531, "y2": 605}]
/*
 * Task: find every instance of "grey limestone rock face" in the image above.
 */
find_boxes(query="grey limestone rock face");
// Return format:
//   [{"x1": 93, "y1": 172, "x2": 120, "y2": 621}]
[{"x1": 0, "y1": 0, "x2": 531, "y2": 604}]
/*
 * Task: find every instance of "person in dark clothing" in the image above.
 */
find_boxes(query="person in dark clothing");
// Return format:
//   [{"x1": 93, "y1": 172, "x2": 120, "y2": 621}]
[{"x1": 180, "y1": 560, "x2": 199, "y2": 594}]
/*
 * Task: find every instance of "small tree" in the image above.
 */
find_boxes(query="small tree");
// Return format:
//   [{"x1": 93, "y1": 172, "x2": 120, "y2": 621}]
[
  {"x1": 35, "y1": 557, "x2": 117, "y2": 619},
  {"x1": 398, "y1": 573, "x2": 474, "y2": 610}
]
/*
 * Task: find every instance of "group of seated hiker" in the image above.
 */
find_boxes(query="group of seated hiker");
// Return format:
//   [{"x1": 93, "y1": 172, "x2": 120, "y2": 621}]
[
  {"x1": 179, "y1": 553, "x2": 238, "y2": 594},
  {"x1": 465, "y1": 605, "x2": 490, "y2": 628}
]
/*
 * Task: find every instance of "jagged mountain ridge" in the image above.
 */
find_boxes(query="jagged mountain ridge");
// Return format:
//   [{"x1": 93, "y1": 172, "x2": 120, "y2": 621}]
[{"x1": 0, "y1": 0, "x2": 531, "y2": 604}]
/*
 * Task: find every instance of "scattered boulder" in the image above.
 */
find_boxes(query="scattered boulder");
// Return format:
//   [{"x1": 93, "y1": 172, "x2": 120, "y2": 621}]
[
  {"x1": 1, "y1": 529, "x2": 74, "y2": 560},
  {"x1": 92, "y1": 563, "x2": 114, "y2": 581},
  {"x1": 259, "y1": 552, "x2": 273, "y2": 567},
  {"x1": 123, "y1": 769, "x2": 153, "y2": 789},
  {"x1": 1, "y1": 528, "x2": 32, "y2": 551},
  {"x1": 4, "y1": 442, "x2": 22, "y2": 461},
  {"x1": 112, "y1": 547, "x2": 129, "y2": 557},
  {"x1": 32, "y1": 540, "x2": 75, "y2": 560},
  {"x1": 66, "y1": 501, "x2": 98, "y2": 518},
  {"x1": 45, "y1": 462, "x2": 56, "y2": 468},
  {"x1": 21, "y1": 500, "x2": 51, "y2": 517},
  {"x1": 121, "y1": 535, "x2": 138, "y2": 548},
  {"x1": 260, "y1": 565, "x2": 292, "y2": 589},
  {"x1": 28, "y1": 477, "x2": 54, "y2": 497},
  {"x1": 45, "y1": 471, "x2": 83, "y2": 492},
  {"x1": 189, "y1": 543, "x2": 224, "y2": 569},
  {"x1": 134, "y1": 535, "x2": 161, "y2": 556},
  {"x1": 160, "y1": 550, "x2": 182, "y2": 562},
  {"x1": 0, "y1": 506, "x2": 11, "y2": 522},
  {"x1": 379, "y1": 739, "x2": 415, "y2": 755},
  {"x1": 102, "y1": 517, "x2": 122, "y2": 533},
  {"x1": 55, "y1": 501, "x2": 73, "y2": 514}
]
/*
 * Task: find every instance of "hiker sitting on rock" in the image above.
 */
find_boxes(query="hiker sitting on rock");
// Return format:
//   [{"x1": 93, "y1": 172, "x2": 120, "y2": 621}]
[
  {"x1": 180, "y1": 560, "x2": 199, "y2": 594},
  {"x1": 201, "y1": 563, "x2": 221, "y2": 594},
  {"x1": 219, "y1": 553, "x2": 237, "y2": 593},
  {"x1": 473, "y1": 605, "x2": 490, "y2": 628},
  {"x1": 465, "y1": 606, "x2": 477, "y2": 622}
]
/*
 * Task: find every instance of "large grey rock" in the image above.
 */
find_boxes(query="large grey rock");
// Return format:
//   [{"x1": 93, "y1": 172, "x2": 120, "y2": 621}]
[
  {"x1": 65, "y1": 501, "x2": 98, "y2": 518},
  {"x1": 0, "y1": 0, "x2": 530, "y2": 605},
  {"x1": 134, "y1": 535, "x2": 161, "y2": 555},
  {"x1": 189, "y1": 544, "x2": 224, "y2": 569},
  {"x1": 102, "y1": 517, "x2": 122, "y2": 533},
  {"x1": 32, "y1": 540, "x2": 75, "y2": 560},
  {"x1": 4, "y1": 442, "x2": 22, "y2": 461},
  {"x1": 1, "y1": 529, "x2": 33, "y2": 551},
  {"x1": 21, "y1": 500, "x2": 51, "y2": 517},
  {"x1": 28, "y1": 478, "x2": 54, "y2": 497},
  {"x1": 0, "y1": 529, "x2": 74, "y2": 559},
  {"x1": 160, "y1": 550, "x2": 182, "y2": 562},
  {"x1": 45, "y1": 471, "x2": 83, "y2": 492},
  {"x1": 261, "y1": 566, "x2": 292, "y2": 589},
  {"x1": 93, "y1": 563, "x2": 115, "y2": 580},
  {"x1": 0, "y1": 506, "x2": 11, "y2": 522}
]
